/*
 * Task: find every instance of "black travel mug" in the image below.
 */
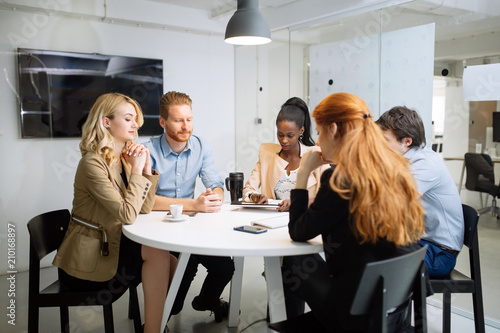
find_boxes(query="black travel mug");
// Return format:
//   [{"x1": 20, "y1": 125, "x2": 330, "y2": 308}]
[{"x1": 225, "y1": 172, "x2": 244, "y2": 203}]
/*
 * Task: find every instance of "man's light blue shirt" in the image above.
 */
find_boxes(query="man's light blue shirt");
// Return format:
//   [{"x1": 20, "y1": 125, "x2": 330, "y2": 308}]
[
  {"x1": 144, "y1": 133, "x2": 224, "y2": 199},
  {"x1": 405, "y1": 146, "x2": 464, "y2": 250}
]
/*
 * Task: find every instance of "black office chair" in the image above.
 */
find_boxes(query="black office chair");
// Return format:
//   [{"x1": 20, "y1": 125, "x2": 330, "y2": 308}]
[
  {"x1": 464, "y1": 152, "x2": 500, "y2": 217},
  {"x1": 429, "y1": 204, "x2": 486, "y2": 333},
  {"x1": 268, "y1": 246, "x2": 428, "y2": 333},
  {"x1": 27, "y1": 209, "x2": 142, "y2": 333}
]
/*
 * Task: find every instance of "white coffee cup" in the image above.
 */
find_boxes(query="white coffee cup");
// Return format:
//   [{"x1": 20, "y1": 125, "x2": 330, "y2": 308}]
[{"x1": 170, "y1": 204, "x2": 183, "y2": 219}]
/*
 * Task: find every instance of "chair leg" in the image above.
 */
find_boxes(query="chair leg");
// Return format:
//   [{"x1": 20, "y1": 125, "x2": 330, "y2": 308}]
[
  {"x1": 472, "y1": 291, "x2": 486, "y2": 333},
  {"x1": 492, "y1": 198, "x2": 497, "y2": 217},
  {"x1": 60, "y1": 305, "x2": 70, "y2": 333},
  {"x1": 129, "y1": 286, "x2": 142, "y2": 333},
  {"x1": 128, "y1": 288, "x2": 133, "y2": 319},
  {"x1": 477, "y1": 199, "x2": 493, "y2": 216},
  {"x1": 103, "y1": 304, "x2": 115, "y2": 333},
  {"x1": 442, "y1": 292, "x2": 451, "y2": 333},
  {"x1": 27, "y1": 301, "x2": 39, "y2": 333}
]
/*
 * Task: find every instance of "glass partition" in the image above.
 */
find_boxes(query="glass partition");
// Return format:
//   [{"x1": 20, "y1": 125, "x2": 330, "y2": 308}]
[{"x1": 235, "y1": 0, "x2": 500, "y2": 323}]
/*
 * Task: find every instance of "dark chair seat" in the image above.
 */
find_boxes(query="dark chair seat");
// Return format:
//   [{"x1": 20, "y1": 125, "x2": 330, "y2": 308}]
[
  {"x1": 27, "y1": 209, "x2": 142, "y2": 333},
  {"x1": 431, "y1": 270, "x2": 475, "y2": 286},
  {"x1": 428, "y1": 204, "x2": 485, "y2": 333}
]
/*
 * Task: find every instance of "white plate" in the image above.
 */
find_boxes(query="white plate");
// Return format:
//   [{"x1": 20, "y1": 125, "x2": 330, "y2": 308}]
[{"x1": 164, "y1": 214, "x2": 190, "y2": 222}]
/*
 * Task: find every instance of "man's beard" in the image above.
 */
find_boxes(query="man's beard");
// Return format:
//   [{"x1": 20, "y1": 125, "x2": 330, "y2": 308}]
[{"x1": 166, "y1": 128, "x2": 192, "y2": 142}]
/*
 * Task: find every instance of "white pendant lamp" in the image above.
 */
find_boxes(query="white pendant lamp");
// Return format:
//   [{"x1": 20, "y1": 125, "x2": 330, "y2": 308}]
[{"x1": 225, "y1": 0, "x2": 271, "y2": 45}]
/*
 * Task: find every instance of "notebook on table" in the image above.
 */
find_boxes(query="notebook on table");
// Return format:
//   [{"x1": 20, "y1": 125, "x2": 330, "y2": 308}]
[
  {"x1": 251, "y1": 213, "x2": 289, "y2": 229},
  {"x1": 231, "y1": 199, "x2": 281, "y2": 209}
]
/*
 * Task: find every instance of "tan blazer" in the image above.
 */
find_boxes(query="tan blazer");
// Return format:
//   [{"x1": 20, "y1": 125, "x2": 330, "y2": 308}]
[
  {"x1": 243, "y1": 143, "x2": 329, "y2": 201},
  {"x1": 53, "y1": 152, "x2": 159, "y2": 282}
]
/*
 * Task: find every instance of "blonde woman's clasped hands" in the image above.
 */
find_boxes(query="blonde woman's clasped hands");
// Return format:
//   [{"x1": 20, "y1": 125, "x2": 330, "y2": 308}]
[{"x1": 124, "y1": 143, "x2": 153, "y2": 175}]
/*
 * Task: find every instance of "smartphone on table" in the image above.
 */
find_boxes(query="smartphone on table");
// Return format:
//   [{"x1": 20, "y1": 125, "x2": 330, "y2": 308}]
[{"x1": 233, "y1": 225, "x2": 268, "y2": 234}]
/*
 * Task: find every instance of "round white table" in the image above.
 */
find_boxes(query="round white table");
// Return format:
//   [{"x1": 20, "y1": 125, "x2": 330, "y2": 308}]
[{"x1": 123, "y1": 204, "x2": 323, "y2": 332}]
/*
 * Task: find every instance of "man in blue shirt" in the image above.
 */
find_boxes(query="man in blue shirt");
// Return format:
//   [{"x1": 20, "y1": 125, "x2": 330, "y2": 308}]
[
  {"x1": 377, "y1": 106, "x2": 464, "y2": 277},
  {"x1": 145, "y1": 91, "x2": 234, "y2": 322}
]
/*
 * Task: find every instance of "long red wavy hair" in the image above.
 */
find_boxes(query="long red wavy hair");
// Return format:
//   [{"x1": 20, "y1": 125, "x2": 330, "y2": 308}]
[{"x1": 312, "y1": 93, "x2": 424, "y2": 246}]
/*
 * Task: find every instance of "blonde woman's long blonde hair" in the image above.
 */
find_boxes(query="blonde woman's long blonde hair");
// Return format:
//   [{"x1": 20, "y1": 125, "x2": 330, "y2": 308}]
[
  {"x1": 79, "y1": 93, "x2": 144, "y2": 166},
  {"x1": 312, "y1": 92, "x2": 425, "y2": 247}
]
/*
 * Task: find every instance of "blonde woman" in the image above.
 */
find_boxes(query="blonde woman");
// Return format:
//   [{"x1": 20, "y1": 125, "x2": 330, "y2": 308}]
[
  {"x1": 53, "y1": 93, "x2": 177, "y2": 333},
  {"x1": 282, "y1": 92, "x2": 425, "y2": 332}
]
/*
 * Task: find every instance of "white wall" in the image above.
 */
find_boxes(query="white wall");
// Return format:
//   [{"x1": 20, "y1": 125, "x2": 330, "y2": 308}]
[
  {"x1": 442, "y1": 79, "x2": 470, "y2": 185},
  {"x1": 234, "y1": 40, "x2": 306, "y2": 181},
  {"x1": 0, "y1": 6, "x2": 235, "y2": 274}
]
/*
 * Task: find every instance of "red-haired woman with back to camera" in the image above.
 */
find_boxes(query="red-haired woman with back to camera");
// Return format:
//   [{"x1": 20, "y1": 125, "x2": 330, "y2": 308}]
[{"x1": 282, "y1": 92, "x2": 425, "y2": 332}]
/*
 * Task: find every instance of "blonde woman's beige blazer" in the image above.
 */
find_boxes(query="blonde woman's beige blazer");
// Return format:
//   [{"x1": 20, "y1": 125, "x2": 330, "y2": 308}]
[{"x1": 53, "y1": 152, "x2": 159, "y2": 282}]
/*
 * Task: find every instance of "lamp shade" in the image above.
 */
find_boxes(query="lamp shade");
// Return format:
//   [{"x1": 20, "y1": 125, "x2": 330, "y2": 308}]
[{"x1": 225, "y1": 0, "x2": 271, "y2": 45}]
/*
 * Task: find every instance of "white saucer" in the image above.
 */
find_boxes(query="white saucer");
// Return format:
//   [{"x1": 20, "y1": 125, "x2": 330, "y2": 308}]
[{"x1": 164, "y1": 214, "x2": 189, "y2": 222}]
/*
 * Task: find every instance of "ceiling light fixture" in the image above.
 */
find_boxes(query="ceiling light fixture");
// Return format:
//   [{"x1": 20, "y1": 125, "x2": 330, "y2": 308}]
[{"x1": 224, "y1": 0, "x2": 271, "y2": 45}]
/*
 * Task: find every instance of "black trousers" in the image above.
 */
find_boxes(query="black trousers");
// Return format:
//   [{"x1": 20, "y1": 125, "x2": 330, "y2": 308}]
[
  {"x1": 170, "y1": 253, "x2": 234, "y2": 315},
  {"x1": 282, "y1": 254, "x2": 330, "y2": 320}
]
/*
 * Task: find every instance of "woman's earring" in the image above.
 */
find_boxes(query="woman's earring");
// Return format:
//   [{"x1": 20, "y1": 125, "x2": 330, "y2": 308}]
[
  {"x1": 299, "y1": 134, "x2": 303, "y2": 142},
  {"x1": 107, "y1": 125, "x2": 111, "y2": 129}
]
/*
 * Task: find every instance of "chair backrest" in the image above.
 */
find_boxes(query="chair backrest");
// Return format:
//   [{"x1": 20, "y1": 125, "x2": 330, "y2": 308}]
[
  {"x1": 461, "y1": 204, "x2": 483, "y2": 299},
  {"x1": 27, "y1": 209, "x2": 71, "y2": 261},
  {"x1": 481, "y1": 154, "x2": 494, "y2": 166},
  {"x1": 464, "y1": 153, "x2": 495, "y2": 191},
  {"x1": 350, "y1": 246, "x2": 427, "y2": 316},
  {"x1": 462, "y1": 204, "x2": 480, "y2": 249}
]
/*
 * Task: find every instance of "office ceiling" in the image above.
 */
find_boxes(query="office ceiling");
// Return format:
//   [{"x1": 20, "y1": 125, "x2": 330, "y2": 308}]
[
  {"x1": 3, "y1": 0, "x2": 498, "y2": 68},
  {"x1": 149, "y1": 0, "x2": 301, "y2": 17},
  {"x1": 153, "y1": 0, "x2": 500, "y2": 65}
]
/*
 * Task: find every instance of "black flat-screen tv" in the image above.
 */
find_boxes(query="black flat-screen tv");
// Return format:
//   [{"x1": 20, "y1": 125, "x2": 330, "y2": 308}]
[
  {"x1": 17, "y1": 48, "x2": 164, "y2": 138},
  {"x1": 493, "y1": 112, "x2": 500, "y2": 142}
]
